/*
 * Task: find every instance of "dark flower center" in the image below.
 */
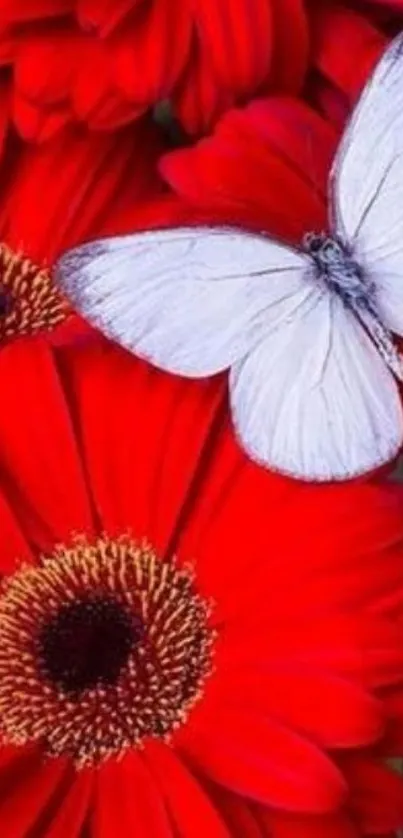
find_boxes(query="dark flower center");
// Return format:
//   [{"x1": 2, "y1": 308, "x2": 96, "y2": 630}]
[
  {"x1": 0, "y1": 536, "x2": 215, "y2": 767},
  {"x1": 0, "y1": 286, "x2": 12, "y2": 317},
  {"x1": 37, "y1": 596, "x2": 143, "y2": 694}
]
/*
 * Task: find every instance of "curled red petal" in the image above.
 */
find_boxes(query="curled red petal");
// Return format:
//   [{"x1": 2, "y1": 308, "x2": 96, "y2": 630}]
[
  {"x1": 15, "y1": 28, "x2": 85, "y2": 106},
  {"x1": 0, "y1": 0, "x2": 72, "y2": 22},
  {"x1": 113, "y1": 0, "x2": 192, "y2": 106},
  {"x1": 265, "y1": 0, "x2": 309, "y2": 93},
  {"x1": 178, "y1": 709, "x2": 347, "y2": 812},
  {"x1": 72, "y1": 39, "x2": 144, "y2": 129},
  {"x1": 312, "y1": 6, "x2": 387, "y2": 104},
  {"x1": 77, "y1": 0, "x2": 143, "y2": 36},
  {"x1": 173, "y1": 42, "x2": 234, "y2": 135},
  {"x1": 270, "y1": 811, "x2": 359, "y2": 837},
  {"x1": 193, "y1": 0, "x2": 272, "y2": 98},
  {"x1": 162, "y1": 97, "x2": 334, "y2": 241},
  {"x1": 342, "y1": 757, "x2": 403, "y2": 835},
  {"x1": 0, "y1": 120, "x2": 163, "y2": 263},
  {"x1": 12, "y1": 93, "x2": 70, "y2": 141}
]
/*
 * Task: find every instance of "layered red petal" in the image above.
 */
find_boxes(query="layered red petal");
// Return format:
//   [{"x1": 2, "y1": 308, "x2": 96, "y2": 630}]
[
  {"x1": 192, "y1": 0, "x2": 272, "y2": 100},
  {"x1": 93, "y1": 754, "x2": 173, "y2": 837},
  {"x1": 0, "y1": 119, "x2": 163, "y2": 263},
  {"x1": 144, "y1": 741, "x2": 230, "y2": 837},
  {"x1": 113, "y1": 0, "x2": 191, "y2": 106},
  {"x1": 162, "y1": 97, "x2": 337, "y2": 241},
  {"x1": 57, "y1": 340, "x2": 225, "y2": 555},
  {"x1": 0, "y1": 342, "x2": 94, "y2": 552},
  {"x1": 177, "y1": 707, "x2": 346, "y2": 812},
  {"x1": 77, "y1": 0, "x2": 142, "y2": 36},
  {"x1": 0, "y1": 0, "x2": 72, "y2": 22}
]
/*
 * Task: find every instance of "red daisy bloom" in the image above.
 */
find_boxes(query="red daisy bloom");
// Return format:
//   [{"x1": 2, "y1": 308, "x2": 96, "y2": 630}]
[
  {"x1": 0, "y1": 338, "x2": 402, "y2": 834},
  {"x1": 0, "y1": 117, "x2": 163, "y2": 348},
  {"x1": 0, "y1": 0, "x2": 309, "y2": 140}
]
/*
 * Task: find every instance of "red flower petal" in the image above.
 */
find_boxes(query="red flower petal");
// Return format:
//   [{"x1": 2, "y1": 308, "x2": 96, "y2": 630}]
[
  {"x1": 15, "y1": 27, "x2": 85, "y2": 106},
  {"x1": 178, "y1": 710, "x2": 347, "y2": 812},
  {"x1": 193, "y1": 0, "x2": 272, "y2": 99},
  {"x1": 37, "y1": 773, "x2": 92, "y2": 838},
  {"x1": 161, "y1": 97, "x2": 335, "y2": 241},
  {"x1": 0, "y1": 342, "x2": 94, "y2": 551},
  {"x1": 219, "y1": 614, "x2": 403, "y2": 690},
  {"x1": 0, "y1": 28, "x2": 16, "y2": 64},
  {"x1": 12, "y1": 93, "x2": 70, "y2": 142},
  {"x1": 72, "y1": 39, "x2": 144, "y2": 129},
  {"x1": 221, "y1": 481, "x2": 403, "y2": 617},
  {"x1": 173, "y1": 43, "x2": 234, "y2": 135},
  {"x1": 201, "y1": 785, "x2": 262, "y2": 838},
  {"x1": 0, "y1": 0, "x2": 72, "y2": 22},
  {"x1": 93, "y1": 753, "x2": 173, "y2": 837},
  {"x1": 176, "y1": 424, "x2": 403, "y2": 624},
  {"x1": 0, "y1": 490, "x2": 33, "y2": 574},
  {"x1": 267, "y1": 0, "x2": 308, "y2": 92},
  {"x1": 269, "y1": 811, "x2": 359, "y2": 838},
  {"x1": 77, "y1": 0, "x2": 142, "y2": 36},
  {"x1": 144, "y1": 740, "x2": 231, "y2": 837},
  {"x1": 312, "y1": 6, "x2": 387, "y2": 105},
  {"x1": 0, "y1": 81, "x2": 10, "y2": 154},
  {"x1": 113, "y1": 0, "x2": 191, "y2": 106},
  {"x1": 0, "y1": 749, "x2": 69, "y2": 835},
  {"x1": 0, "y1": 121, "x2": 162, "y2": 264},
  {"x1": 342, "y1": 757, "x2": 403, "y2": 834},
  {"x1": 97, "y1": 194, "x2": 212, "y2": 239},
  {"x1": 307, "y1": 75, "x2": 350, "y2": 131},
  {"x1": 209, "y1": 668, "x2": 384, "y2": 748},
  {"x1": 57, "y1": 341, "x2": 225, "y2": 555},
  {"x1": 381, "y1": 688, "x2": 403, "y2": 754}
]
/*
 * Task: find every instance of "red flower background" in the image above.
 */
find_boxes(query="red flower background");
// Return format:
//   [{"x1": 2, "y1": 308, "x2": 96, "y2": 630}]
[
  {"x1": 0, "y1": 340, "x2": 402, "y2": 837},
  {"x1": 0, "y1": 0, "x2": 397, "y2": 147},
  {"x1": 0, "y1": 1, "x2": 403, "y2": 837}
]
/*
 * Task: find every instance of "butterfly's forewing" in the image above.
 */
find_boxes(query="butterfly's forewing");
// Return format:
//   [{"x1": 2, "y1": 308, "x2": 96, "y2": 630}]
[
  {"x1": 331, "y1": 33, "x2": 403, "y2": 336},
  {"x1": 55, "y1": 227, "x2": 309, "y2": 377},
  {"x1": 230, "y1": 290, "x2": 403, "y2": 480}
]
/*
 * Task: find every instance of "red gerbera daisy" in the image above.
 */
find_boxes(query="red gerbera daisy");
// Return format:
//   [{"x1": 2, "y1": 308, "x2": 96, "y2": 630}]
[
  {"x1": 0, "y1": 337, "x2": 402, "y2": 834},
  {"x1": 0, "y1": 0, "x2": 309, "y2": 142},
  {"x1": 0, "y1": 117, "x2": 163, "y2": 348}
]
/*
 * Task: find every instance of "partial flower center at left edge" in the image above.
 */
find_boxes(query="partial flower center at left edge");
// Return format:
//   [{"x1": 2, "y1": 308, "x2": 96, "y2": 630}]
[{"x1": 0, "y1": 243, "x2": 71, "y2": 341}]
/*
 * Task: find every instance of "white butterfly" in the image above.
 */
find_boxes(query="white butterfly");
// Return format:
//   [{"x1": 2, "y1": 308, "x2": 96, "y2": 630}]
[{"x1": 55, "y1": 35, "x2": 403, "y2": 482}]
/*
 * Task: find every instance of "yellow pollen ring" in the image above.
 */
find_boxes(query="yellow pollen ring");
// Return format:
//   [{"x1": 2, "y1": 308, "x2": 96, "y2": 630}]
[{"x1": 0, "y1": 535, "x2": 215, "y2": 768}]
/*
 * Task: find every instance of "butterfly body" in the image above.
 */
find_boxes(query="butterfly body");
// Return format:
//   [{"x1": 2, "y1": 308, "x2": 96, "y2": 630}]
[
  {"x1": 303, "y1": 232, "x2": 403, "y2": 382},
  {"x1": 56, "y1": 34, "x2": 403, "y2": 481},
  {"x1": 303, "y1": 232, "x2": 372, "y2": 312}
]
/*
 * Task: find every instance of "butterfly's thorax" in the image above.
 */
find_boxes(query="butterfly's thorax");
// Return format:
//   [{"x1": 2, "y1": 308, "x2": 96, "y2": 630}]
[
  {"x1": 303, "y1": 232, "x2": 376, "y2": 313},
  {"x1": 303, "y1": 232, "x2": 403, "y2": 381}
]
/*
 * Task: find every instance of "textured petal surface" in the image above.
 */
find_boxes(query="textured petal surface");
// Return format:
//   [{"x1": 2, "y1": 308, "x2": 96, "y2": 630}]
[
  {"x1": 57, "y1": 340, "x2": 225, "y2": 554},
  {"x1": 0, "y1": 342, "x2": 93, "y2": 550},
  {"x1": 92, "y1": 754, "x2": 173, "y2": 837},
  {"x1": 178, "y1": 709, "x2": 346, "y2": 812},
  {"x1": 0, "y1": 121, "x2": 162, "y2": 264},
  {"x1": 144, "y1": 741, "x2": 231, "y2": 838},
  {"x1": 162, "y1": 97, "x2": 337, "y2": 241},
  {"x1": 113, "y1": 0, "x2": 191, "y2": 105}
]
